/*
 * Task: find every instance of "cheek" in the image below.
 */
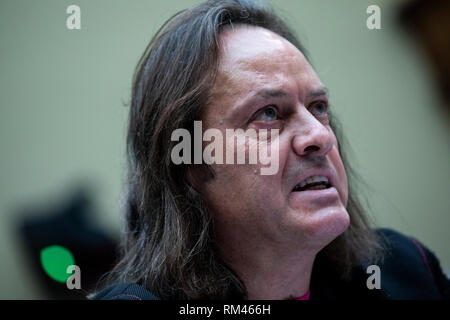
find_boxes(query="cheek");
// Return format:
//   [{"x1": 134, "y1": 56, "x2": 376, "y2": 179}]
[
  {"x1": 198, "y1": 126, "x2": 287, "y2": 217},
  {"x1": 330, "y1": 147, "x2": 348, "y2": 206}
]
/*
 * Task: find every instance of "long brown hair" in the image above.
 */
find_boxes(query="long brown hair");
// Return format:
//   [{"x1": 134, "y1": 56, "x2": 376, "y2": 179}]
[{"x1": 103, "y1": 0, "x2": 384, "y2": 299}]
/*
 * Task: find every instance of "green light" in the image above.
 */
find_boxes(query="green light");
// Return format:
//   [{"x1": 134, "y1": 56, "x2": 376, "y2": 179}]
[{"x1": 40, "y1": 245, "x2": 75, "y2": 283}]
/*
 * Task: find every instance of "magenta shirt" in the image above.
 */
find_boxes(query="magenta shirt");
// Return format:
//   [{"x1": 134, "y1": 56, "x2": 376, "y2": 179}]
[{"x1": 295, "y1": 290, "x2": 311, "y2": 300}]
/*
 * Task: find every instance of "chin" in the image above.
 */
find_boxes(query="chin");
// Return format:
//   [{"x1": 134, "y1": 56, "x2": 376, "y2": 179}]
[{"x1": 298, "y1": 206, "x2": 350, "y2": 249}]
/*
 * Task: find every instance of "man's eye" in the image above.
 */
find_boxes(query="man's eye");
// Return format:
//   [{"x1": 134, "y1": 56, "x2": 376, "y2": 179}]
[
  {"x1": 253, "y1": 105, "x2": 279, "y2": 122},
  {"x1": 311, "y1": 101, "x2": 328, "y2": 115}
]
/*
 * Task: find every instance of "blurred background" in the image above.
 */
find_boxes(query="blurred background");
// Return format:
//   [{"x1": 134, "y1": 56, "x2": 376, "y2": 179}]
[{"x1": 0, "y1": 0, "x2": 449, "y2": 299}]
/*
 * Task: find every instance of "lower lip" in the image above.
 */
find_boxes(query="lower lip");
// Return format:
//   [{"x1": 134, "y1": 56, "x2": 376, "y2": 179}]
[{"x1": 289, "y1": 187, "x2": 340, "y2": 206}]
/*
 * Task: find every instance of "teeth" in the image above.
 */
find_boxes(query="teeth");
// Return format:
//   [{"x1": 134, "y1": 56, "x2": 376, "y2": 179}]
[{"x1": 298, "y1": 175, "x2": 329, "y2": 189}]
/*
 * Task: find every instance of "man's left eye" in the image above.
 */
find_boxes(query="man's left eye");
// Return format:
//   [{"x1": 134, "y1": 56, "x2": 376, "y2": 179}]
[
  {"x1": 311, "y1": 101, "x2": 328, "y2": 115},
  {"x1": 254, "y1": 105, "x2": 279, "y2": 122}
]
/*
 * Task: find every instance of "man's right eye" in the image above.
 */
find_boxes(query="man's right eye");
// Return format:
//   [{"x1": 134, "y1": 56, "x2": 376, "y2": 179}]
[{"x1": 252, "y1": 105, "x2": 280, "y2": 122}]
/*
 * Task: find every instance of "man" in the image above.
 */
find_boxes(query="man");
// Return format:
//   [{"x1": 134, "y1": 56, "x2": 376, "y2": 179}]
[{"x1": 91, "y1": 0, "x2": 450, "y2": 300}]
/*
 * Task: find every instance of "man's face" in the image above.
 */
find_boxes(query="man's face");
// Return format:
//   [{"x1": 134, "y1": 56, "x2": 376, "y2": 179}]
[{"x1": 196, "y1": 26, "x2": 350, "y2": 256}]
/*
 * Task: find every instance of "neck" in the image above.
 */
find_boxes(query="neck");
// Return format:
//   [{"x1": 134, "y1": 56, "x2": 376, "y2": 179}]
[{"x1": 220, "y1": 241, "x2": 317, "y2": 300}]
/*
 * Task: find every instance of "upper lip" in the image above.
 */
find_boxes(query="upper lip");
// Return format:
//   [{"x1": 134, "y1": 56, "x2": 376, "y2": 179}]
[{"x1": 291, "y1": 168, "x2": 336, "y2": 191}]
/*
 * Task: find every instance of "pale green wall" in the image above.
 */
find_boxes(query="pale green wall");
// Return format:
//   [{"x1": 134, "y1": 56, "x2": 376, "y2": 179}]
[{"x1": 0, "y1": 0, "x2": 448, "y2": 299}]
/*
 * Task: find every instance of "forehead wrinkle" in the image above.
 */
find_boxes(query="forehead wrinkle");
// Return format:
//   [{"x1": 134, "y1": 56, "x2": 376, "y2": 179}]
[
  {"x1": 206, "y1": 26, "x2": 322, "y2": 123},
  {"x1": 215, "y1": 25, "x2": 301, "y2": 89},
  {"x1": 212, "y1": 66, "x2": 287, "y2": 107},
  {"x1": 227, "y1": 45, "x2": 299, "y2": 77}
]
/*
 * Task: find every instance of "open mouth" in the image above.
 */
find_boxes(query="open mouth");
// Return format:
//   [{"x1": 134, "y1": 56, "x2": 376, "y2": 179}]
[{"x1": 292, "y1": 175, "x2": 332, "y2": 192}]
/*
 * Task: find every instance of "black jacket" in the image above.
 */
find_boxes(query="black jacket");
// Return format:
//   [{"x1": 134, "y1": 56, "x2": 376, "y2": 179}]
[{"x1": 91, "y1": 229, "x2": 450, "y2": 300}]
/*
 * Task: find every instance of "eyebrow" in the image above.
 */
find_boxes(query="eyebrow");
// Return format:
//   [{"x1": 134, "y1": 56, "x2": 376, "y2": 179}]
[
  {"x1": 230, "y1": 89, "x2": 290, "y2": 114},
  {"x1": 253, "y1": 89, "x2": 289, "y2": 99},
  {"x1": 248, "y1": 86, "x2": 329, "y2": 103},
  {"x1": 306, "y1": 86, "x2": 329, "y2": 99},
  {"x1": 231, "y1": 86, "x2": 330, "y2": 118}
]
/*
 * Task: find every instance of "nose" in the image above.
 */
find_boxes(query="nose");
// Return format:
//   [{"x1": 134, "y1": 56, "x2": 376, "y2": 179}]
[{"x1": 292, "y1": 113, "x2": 333, "y2": 158}]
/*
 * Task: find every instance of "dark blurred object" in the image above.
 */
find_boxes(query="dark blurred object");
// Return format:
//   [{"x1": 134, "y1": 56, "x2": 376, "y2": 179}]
[
  {"x1": 399, "y1": 0, "x2": 450, "y2": 113},
  {"x1": 17, "y1": 188, "x2": 118, "y2": 299}
]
